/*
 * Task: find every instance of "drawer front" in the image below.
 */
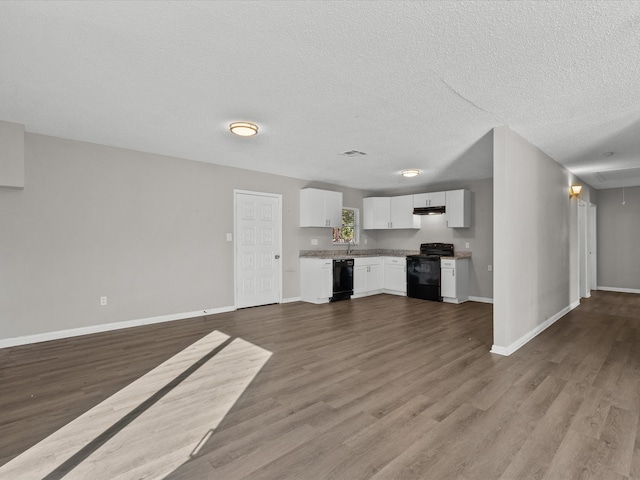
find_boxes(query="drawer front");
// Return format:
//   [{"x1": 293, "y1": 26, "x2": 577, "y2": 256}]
[
  {"x1": 384, "y1": 257, "x2": 404, "y2": 265},
  {"x1": 355, "y1": 257, "x2": 382, "y2": 267},
  {"x1": 440, "y1": 259, "x2": 456, "y2": 269}
]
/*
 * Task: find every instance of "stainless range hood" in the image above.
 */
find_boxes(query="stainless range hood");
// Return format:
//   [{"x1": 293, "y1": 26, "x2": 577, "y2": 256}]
[{"x1": 413, "y1": 206, "x2": 446, "y2": 215}]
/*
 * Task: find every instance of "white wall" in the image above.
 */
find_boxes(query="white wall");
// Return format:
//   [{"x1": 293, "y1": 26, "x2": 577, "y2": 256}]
[
  {"x1": 492, "y1": 126, "x2": 594, "y2": 355},
  {"x1": 0, "y1": 120, "x2": 24, "y2": 188},
  {"x1": 5, "y1": 126, "x2": 598, "y2": 350},
  {"x1": 0, "y1": 133, "x2": 372, "y2": 343},
  {"x1": 597, "y1": 186, "x2": 640, "y2": 292}
]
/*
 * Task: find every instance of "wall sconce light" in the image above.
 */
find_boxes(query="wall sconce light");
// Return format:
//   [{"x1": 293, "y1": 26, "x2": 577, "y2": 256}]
[
  {"x1": 229, "y1": 122, "x2": 258, "y2": 137},
  {"x1": 569, "y1": 185, "x2": 582, "y2": 198}
]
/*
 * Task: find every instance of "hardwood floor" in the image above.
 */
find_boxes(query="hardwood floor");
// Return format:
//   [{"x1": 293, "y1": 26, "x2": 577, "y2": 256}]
[{"x1": 1, "y1": 291, "x2": 639, "y2": 479}]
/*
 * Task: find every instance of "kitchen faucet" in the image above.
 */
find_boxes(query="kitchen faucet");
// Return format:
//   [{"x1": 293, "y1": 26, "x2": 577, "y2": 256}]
[{"x1": 346, "y1": 240, "x2": 354, "y2": 256}]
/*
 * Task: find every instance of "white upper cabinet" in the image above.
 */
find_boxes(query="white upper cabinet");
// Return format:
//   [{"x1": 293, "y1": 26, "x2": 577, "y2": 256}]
[
  {"x1": 363, "y1": 189, "x2": 471, "y2": 230},
  {"x1": 300, "y1": 188, "x2": 343, "y2": 227},
  {"x1": 445, "y1": 189, "x2": 470, "y2": 228},
  {"x1": 390, "y1": 195, "x2": 420, "y2": 229},
  {"x1": 413, "y1": 191, "x2": 446, "y2": 208},
  {"x1": 363, "y1": 197, "x2": 391, "y2": 229},
  {"x1": 363, "y1": 195, "x2": 419, "y2": 230}
]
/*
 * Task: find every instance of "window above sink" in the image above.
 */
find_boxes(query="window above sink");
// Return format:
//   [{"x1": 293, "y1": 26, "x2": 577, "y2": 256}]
[{"x1": 332, "y1": 207, "x2": 359, "y2": 245}]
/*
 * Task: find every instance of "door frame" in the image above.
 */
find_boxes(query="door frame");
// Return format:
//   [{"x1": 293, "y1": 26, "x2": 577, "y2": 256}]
[
  {"x1": 589, "y1": 203, "x2": 597, "y2": 291},
  {"x1": 233, "y1": 189, "x2": 283, "y2": 309},
  {"x1": 578, "y1": 200, "x2": 589, "y2": 298}
]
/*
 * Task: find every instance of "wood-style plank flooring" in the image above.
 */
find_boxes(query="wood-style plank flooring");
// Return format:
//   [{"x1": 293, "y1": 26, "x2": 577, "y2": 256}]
[{"x1": 1, "y1": 291, "x2": 639, "y2": 479}]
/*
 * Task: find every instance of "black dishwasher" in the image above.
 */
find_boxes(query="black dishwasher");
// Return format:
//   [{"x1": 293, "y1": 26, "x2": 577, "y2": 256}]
[{"x1": 331, "y1": 259, "x2": 354, "y2": 302}]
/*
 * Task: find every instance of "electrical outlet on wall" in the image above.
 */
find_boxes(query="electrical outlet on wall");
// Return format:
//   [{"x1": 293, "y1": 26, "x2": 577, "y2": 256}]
[
  {"x1": 488, "y1": 265, "x2": 493, "y2": 272},
  {"x1": 100, "y1": 296, "x2": 107, "y2": 306},
  {"x1": 311, "y1": 239, "x2": 318, "y2": 245},
  {"x1": 465, "y1": 242, "x2": 470, "y2": 249}
]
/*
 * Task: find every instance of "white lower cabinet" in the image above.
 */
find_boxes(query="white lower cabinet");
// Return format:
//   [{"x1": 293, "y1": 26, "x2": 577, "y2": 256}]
[
  {"x1": 353, "y1": 257, "x2": 382, "y2": 297},
  {"x1": 300, "y1": 258, "x2": 333, "y2": 304},
  {"x1": 440, "y1": 258, "x2": 469, "y2": 303},
  {"x1": 383, "y1": 257, "x2": 406, "y2": 295},
  {"x1": 300, "y1": 255, "x2": 413, "y2": 304}
]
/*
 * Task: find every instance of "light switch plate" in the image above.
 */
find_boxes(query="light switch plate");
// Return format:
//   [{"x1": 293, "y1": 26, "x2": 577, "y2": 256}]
[{"x1": 226, "y1": 233, "x2": 232, "y2": 242}]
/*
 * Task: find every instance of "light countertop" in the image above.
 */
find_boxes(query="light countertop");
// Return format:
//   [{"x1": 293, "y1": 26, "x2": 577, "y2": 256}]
[{"x1": 299, "y1": 249, "x2": 472, "y2": 259}]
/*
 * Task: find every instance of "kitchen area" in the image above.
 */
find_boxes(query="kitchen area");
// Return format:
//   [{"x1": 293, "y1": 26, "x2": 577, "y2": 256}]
[{"x1": 298, "y1": 181, "x2": 491, "y2": 305}]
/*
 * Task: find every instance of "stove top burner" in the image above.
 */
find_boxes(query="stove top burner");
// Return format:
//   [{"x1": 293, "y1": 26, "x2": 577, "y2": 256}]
[{"x1": 418, "y1": 242, "x2": 454, "y2": 257}]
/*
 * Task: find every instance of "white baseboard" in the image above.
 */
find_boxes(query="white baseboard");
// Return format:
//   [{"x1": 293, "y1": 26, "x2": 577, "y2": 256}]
[
  {"x1": 469, "y1": 296, "x2": 494, "y2": 304},
  {"x1": 0, "y1": 305, "x2": 236, "y2": 350},
  {"x1": 597, "y1": 286, "x2": 640, "y2": 294},
  {"x1": 282, "y1": 296, "x2": 302, "y2": 303},
  {"x1": 382, "y1": 289, "x2": 407, "y2": 297},
  {"x1": 490, "y1": 299, "x2": 580, "y2": 356}
]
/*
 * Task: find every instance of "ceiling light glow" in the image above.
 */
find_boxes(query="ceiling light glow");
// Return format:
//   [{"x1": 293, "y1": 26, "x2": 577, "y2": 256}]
[
  {"x1": 229, "y1": 122, "x2": 258, "y2": 137},
  {"x1": 402, "y1": 169, "x2": 420, "y2": 177}
]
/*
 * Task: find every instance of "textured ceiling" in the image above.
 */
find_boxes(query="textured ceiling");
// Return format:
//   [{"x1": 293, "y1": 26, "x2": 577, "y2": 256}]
[{"x1": 1, "y1": 1, "x2": 640, "y2": 191}]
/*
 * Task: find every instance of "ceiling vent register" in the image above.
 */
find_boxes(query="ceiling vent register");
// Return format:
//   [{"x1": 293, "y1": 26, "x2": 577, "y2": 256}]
[{"x1": 340, "y1": 150, "x2": 367, "y2": 157}]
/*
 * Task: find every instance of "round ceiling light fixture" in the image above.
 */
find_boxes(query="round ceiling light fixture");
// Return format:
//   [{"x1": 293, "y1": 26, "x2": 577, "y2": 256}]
[
  {"x1": 229, "y1": 122, "x2": 258, "y2": 137},
  {"x1": 401, "y1": 169, "x2": 420, "y2": 177}
]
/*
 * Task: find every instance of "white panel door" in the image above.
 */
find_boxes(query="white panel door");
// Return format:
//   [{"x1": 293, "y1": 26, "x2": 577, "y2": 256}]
[
  {"x1": 578, "y1": 201, "x2": 589, "y2": 297},
  {"x1": 589, "y1": 204, "x2": 597, "y2": 291},
  {"x1": 235, "y1": 191, "x2": 282, "y2": 308}
]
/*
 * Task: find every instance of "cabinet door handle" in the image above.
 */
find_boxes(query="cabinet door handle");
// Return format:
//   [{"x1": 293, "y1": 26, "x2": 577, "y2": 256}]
[{"x1": 452, "y1": 270, "x2": 455, "y2": 276}]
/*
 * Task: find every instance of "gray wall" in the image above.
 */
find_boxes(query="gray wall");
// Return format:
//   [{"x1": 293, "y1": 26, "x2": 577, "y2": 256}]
[
  {"x1": 492, "y1": 126, "x2": 595, "y2": 353},
  {"x1": 1, "y1": 131, "x2": 500, "y2": 343},
  {"x1": 0, "y1": 133, "x2": 374, "y2": 341},
  {"x1": 370, "y1": 178, "x2": 494, "y2": 300},
  {"x1": 597, "y1": 186, "x2": 640, "y2": 290},
  {"x1": 0, "y1": 120, "x2": 25, "y2": 188}
]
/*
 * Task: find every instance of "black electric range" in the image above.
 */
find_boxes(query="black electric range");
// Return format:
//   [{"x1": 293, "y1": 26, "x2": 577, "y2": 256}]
[{"x1": 406, "y1": 243, "x2": 454, "y2": 301}]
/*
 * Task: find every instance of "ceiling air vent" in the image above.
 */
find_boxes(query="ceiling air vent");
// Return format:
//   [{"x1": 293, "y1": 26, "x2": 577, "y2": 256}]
[
  {"x1": 340, "y1": 150, "x2": 367, "y2": 157},
  {"x1": 596, "y1": 167, "x2": 640, "y2": 181},
  {"x1": 594, "y1": 172, "x2": 607, "y2": 183}
]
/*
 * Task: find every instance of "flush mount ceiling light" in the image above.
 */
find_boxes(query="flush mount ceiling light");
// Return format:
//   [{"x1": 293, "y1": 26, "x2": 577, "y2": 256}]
[
  {"x1": 570, "y1": 185, "x2": 583, "y2": 198},
  {"x1": 402, "y1": 169, "x2": 420, "y2": 178},
  {"x1": 229, "y1": 122, "x2": 258, "y2": 137}
]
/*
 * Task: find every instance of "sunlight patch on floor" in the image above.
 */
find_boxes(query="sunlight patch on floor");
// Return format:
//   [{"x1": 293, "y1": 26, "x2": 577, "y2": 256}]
[{"x1": 0, "y1": 330, "x2": 272, "y2": 480}]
